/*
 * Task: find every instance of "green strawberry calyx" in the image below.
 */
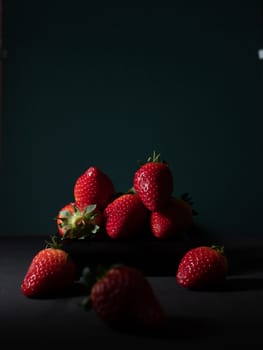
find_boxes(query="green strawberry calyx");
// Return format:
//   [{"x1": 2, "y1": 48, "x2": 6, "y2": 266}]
[
  {"x1": 45, "y1": 235, "x2": 63, "y2": 249},
  {"x1": 211, "y1": 245, "x2": 225, "y2": 256},
  {"x1": 57, "y1": 204, "x2": 100, "y2": 240},
  {"x1": 146, "y1": 150, "x2": 161, "y2": 163},
  {"x1": 138, "y1": 150, "x2": 167, "y2": 167}
]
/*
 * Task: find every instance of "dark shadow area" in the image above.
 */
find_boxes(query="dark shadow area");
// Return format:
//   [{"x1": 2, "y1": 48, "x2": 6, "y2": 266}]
[
  {"x1": 109, "y1": 315, "x2": 224, "y2": 340},
  {"x1": 192, "y1": 276, "x2": 263, "y2": 293},
  {"x1": 28, "y1": 281, "x2": 89, "y2": 300},
  {"x1": 58, "y1": 223, "x2": 263, "y2": 277},
  {"x1": 226, "y1": 253, "x2": 263, "y2": 275},
  {"x1": 61, "y1": 233, "x2": 195, "y2": 277},
  {"x1": 213, "y1": 277, "x2": 263, "y2": 292}
]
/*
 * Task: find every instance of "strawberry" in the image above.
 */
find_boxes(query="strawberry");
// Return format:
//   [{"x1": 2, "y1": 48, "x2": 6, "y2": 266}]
[
  {"x1": 103, "y1": 193, "x2": 149, "y2": 239},
  {"x1": 21, "y1": 236, "x2": 77, "y2": 297},
  {"x1": 56, "y1": 202, "x2": 103, "y2": 240},
  {"x1": 74, "y1": 166, "x2": 116, "y2": 211},
  {"x1": 150, "y1": 196, "x2": 193, "y2": 239},
  {"x1": 82, "y1": 264, "x2": 166, "y2": 330},
  {"x1": 176, "y1": 245, "x2": 228, "y2": 290},
  {"x1": 133, "y1": 151, "x2": 173, "y2": 211},
  {"x1": 56, "y1": 202, "x2": 76, "y2": 237}
]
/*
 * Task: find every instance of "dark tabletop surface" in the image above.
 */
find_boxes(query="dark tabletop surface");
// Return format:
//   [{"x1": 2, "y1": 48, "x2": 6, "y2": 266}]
[{"x1": 1, "y1": 235, "x2": 263, "y2": 348}]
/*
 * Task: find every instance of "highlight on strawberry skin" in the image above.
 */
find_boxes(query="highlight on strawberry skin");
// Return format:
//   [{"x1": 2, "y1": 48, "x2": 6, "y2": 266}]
[
  {"x1": 103, "y1": 193, "x2": 149, "y2": 240},
  {"x1": 21, "y1": 236, "x2": 77, "y2": 298},
  {"x1": 73, "y1": 166, "x2": 116, "y2": 211},
  {"x1": 176, "y1": 245, "x2": 228, "y2": 290},
  {"x1": 150, "y1": 196, "x2": 194, "y2": 239},
  {"x1": 133, "y1": 150, "x2": 174, "y2": 212}
]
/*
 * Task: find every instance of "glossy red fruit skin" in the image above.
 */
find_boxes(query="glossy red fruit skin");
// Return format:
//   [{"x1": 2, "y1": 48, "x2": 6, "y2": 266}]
[
  {"x1": 74, "y1": 166, "x2": 116, "y2": 211},
  {"x1": 21, "y1": 248, "x2": 77, "y2": 297},
  {"x1": 133, "y1": 162, "x2": 173, "y2": 212},
  {"x1": 150, "y1": 197, "x2": 193, "y2": 239},
  {"x1": 176, "y1": 246, "x2": 228, "y2": 290},
  {"x1": 104, "y1": 194, "x2": 149, "y2": 239},
  {"x1": 90, "y1": 265, "x2": 166, "y2": 330}
]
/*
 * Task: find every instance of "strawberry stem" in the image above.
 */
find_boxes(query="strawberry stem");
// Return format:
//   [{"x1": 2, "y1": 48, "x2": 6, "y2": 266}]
[
  {"x1": 147, "y1": 150, "x2": 161, "y2": 163},
  {"x1": 211, "y1": 245, "x2": 225, "y2": 255},
  {"x1": 45, "y1": 235, "x2": 63, "y2": 249},
  {"x1": 80, "y1": 296, "x2": 92, "y2": 310},
  {"x1": 137, "y1": 150, "x2": 164, "y2": 168},
  {"x1": 126, "y1": 186, "x2": 137, "y2": 194}
]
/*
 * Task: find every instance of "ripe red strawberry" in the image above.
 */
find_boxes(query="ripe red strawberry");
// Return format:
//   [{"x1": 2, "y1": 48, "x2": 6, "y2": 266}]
[
  {"x1": 176, "y1": 246, "x2": 228, "y2": 290},
  {"x1": 21, "y1": 236, "x2": 77, "y2": 297},
  {"x1": 150, "y1": 197, "x2": 193, "y2": 239},
  {"x1": 56, "y1": 202, "x2": 103, "y2": 240},
  {"x1": 82, "y1": 264, "x2": 166, "y2": 330},
  {"x1": 103, "y1": 193, "x2": 149, "y2": 239},
  {"x1": 133, "y1": 151, "x2": 173, "y2": 211},
  {"x1": 74, "y1": 166, "x2": 116, "y2": 211}
]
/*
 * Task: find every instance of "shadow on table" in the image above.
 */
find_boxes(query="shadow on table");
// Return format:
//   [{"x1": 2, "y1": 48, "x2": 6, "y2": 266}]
[
  {"x1": 182, "y1": 276, "x2": 263, "y2": 293},
  {"x1": 32, "y1": 282, "x2": 89, "y2": 299},
  {"x1": 112, "y1": 315, "x2": 223, "y2": 340},
  {"x1": 210, "y1": 276, "x2": 263, "y2": 292},
  {"x1": 35, "y1": 276, "x2": 263, "y2": 301}
]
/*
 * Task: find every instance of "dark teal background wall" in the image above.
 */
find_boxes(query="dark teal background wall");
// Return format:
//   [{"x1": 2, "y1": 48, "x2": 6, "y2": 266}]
[{"x1": 1, "y1": 1, "x2": 263, "y2": 237}]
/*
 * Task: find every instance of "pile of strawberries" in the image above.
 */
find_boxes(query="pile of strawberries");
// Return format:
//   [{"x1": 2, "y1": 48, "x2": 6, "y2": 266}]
[
  {"x1": 20, "y1": 151, "x2": 229, "y2": 332},
  {"x1": 56, "y1": 151, "x2": 194, "y2": 241}
]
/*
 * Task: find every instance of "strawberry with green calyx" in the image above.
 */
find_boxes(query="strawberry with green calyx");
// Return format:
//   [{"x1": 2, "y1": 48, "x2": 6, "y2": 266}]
[
  {"x1": 56, "y1": 202, "x2": 103, "y2": 240},
  {"x1": 80, "y1": 264, "x2": 166, "y2": 331},
  {"x1": 133, "y1": 150, "x2": 173, "y2": 212},
  {"x1": 150, "y1": 196, "x2": 193, "y2": 239},
  {"x1": 21, "y1": 235, "x2": 77, "y2": 297},
  {"x1": 176, "y1": 245, "x2": 228, "y2": 290},
  {"x1": 74, "y1": 166, "x2": 116, "y2": 211},
  {"x1": 103, "y1": 193, "x2": 149, "y2": 240}
]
